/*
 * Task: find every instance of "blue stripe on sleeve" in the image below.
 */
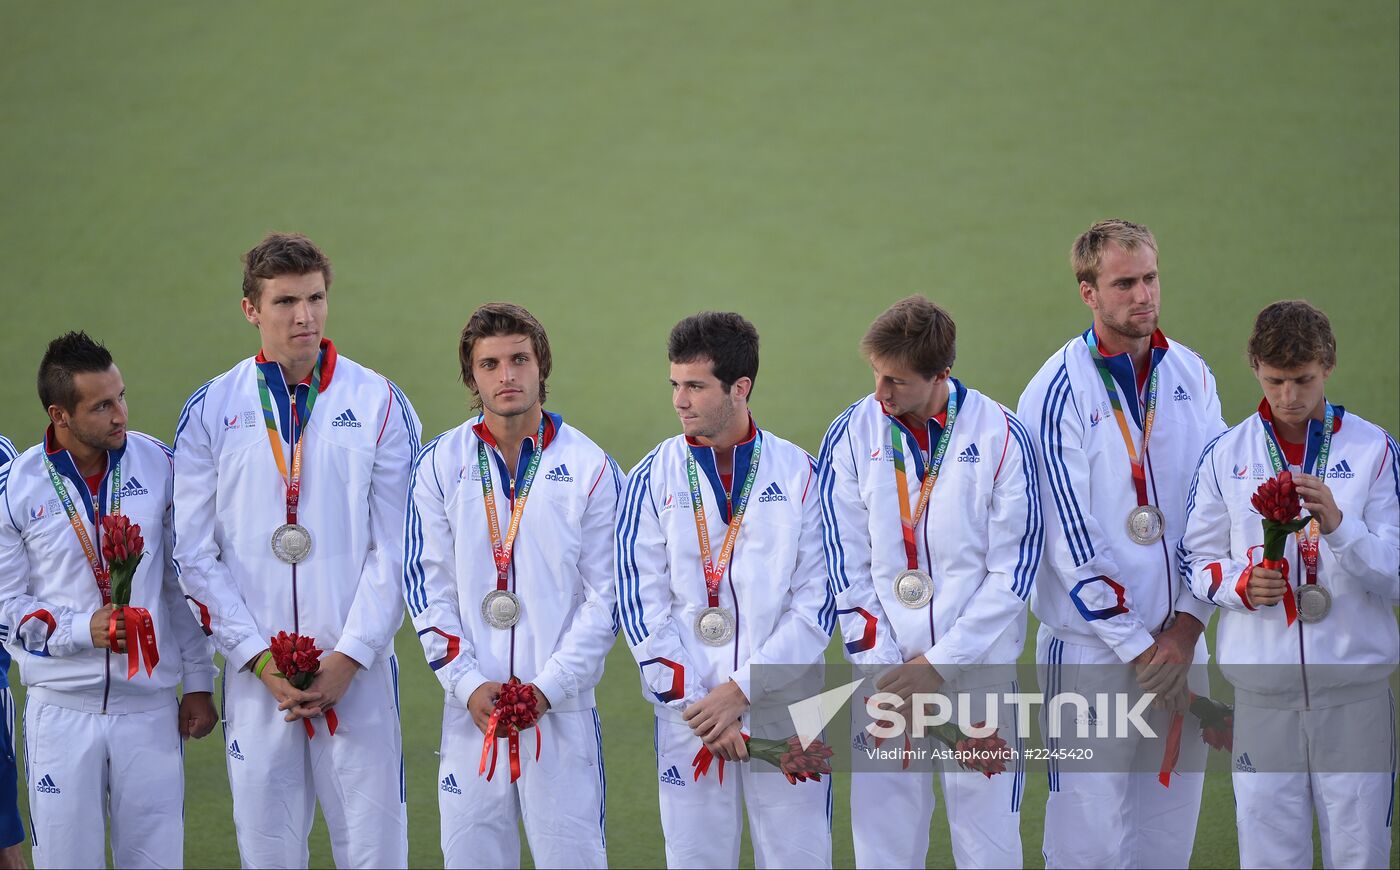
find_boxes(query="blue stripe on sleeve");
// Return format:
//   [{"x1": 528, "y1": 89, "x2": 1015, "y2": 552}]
[
  {"x1": 387, "y1": 381, "x2": 422, "y2": 448},
  {"x1": 817, "y1": 403, "x2": 859, "y2": 602},
  {"x1": 615, "y1": 450, "x2": 659, "y2": 646},
  {"x1": 402, "y1": 436, "x2": 442, "y2": 614},
  {"x1": 1007, "y1": 415, "x2": 1044, "y2": 600},
  {"x1": 1040, "y1": 366, "x2": 1094, "y2": 567},
  {"x1": 174, "y1": 381, "x2": 213, "y2": 444}
]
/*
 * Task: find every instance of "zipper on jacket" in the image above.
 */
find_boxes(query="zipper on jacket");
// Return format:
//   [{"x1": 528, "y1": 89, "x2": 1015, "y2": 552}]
[
  {"x1": 102, "y1": 649, "x2": 111, "y2": 714},
  {"x1": 1295, "y1": 536, "x2": 1310, "y2": 709},
  {"x1": 506, "y1": 453, "x2": 517, "y2": 678}
]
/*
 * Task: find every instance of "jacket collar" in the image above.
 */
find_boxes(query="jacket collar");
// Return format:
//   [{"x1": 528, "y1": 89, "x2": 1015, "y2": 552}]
[
  {"x1": 1257, "y1": 398, "x2": 1344, "y2": 474},
  {"x1": 472, "y1": 410, "x2": 562, "y2": 492},
  {"x1": 255, "y1": 338, "x2": 338, "y2": 389},
  {"x1": 1083, "y1": 326, "x2": 1169, "y2": 429},
  {"x1": 254, "y1": 339, "x2": 336, "y2": 444},
  {"x1": 883, "y1": 378, "x2": 967, "y2": 479},
  {"x1": 43, "y1": 425, "x2": 126, "y2": 524},
  {"x1": 685, "y1": 416, "x2": 759, "y2": 524}
]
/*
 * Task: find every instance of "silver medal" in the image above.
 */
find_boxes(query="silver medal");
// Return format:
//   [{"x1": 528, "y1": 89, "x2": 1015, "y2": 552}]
[
  {"x1": 270, "y1": 523, "x2": 313, "y2": 564},
  {"x1": 1126, "y1": 505, "x2": 1165, "y2": 545},
  {"x1": 694, "y1": 607, "x2": 736, "y2": 646},
  {"x1": 481, "y1": 589, "x2": 522, "y2": 629},
  {"x1": 1295, "y1": 585, "x2": 1331, "y2": 624},
  {"x1": 893, "y1": 568, "x2": 934, "y2": 608}
]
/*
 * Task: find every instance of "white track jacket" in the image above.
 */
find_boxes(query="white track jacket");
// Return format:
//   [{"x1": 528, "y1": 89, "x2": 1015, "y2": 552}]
[
  {"x1": 172, "y1": 341, "x2": 421, "y2": 672},
  {"x1": 403, "y1": 412, "x2": 621, "y2": 712},
  {"x1": 0, "y1": 431, "x2": 216, "y2": 710},
  {"x1": 1017, "y1": 328, "x2": 1225, "y2": 662},
  {"x1": 1181, "y1": 401, "x2": 1399, "y2": 705},
  {"x1": 819, "y1": 382, "x2": 1043, "y2": 684},
  {"x1": 616, "y1": 424, "x2": 833, "y2": 719}
]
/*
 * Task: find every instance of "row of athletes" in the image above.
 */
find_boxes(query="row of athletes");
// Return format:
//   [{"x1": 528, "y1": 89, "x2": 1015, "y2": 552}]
[{"x1": 0, "y1": 218, "x2": 1394, "y2": 870}]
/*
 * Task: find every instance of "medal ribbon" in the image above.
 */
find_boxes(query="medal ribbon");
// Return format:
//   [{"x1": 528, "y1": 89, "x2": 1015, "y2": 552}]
[
  {"x1": 1086, "y1": 330, "x2": 1159, "y2": 508},
  {"x1": 1261, "y1": 403, "x2": 1333, "y2": 609},
  {"x1": 256, "y1": 354, "x2": 324, "y2": 525},
  {"x1": 685, "y1": 433, "x2": 763, "y2": 607},
  {"x1": 477, "y1": 416, "x2": 548, "y2": 592},
  {"x1": 889, "y1": 387, "x2": 959, "y2": 571},
  {"x1": 44, "y1": 456, "x2": 120, "y2": 603}
]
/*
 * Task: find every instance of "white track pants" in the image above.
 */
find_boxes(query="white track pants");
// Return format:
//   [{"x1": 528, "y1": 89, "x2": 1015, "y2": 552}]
[
  {"x1": 1232, "y1": 690, "x2": 1395, "y2": 869},
  {"x1": 437, "y1": 703, "x2": 607, "y2": 869},
  {"x1": 221, "y1": 654, "x2": 407, "y2": 869},
  {"x1": 850, "y1": 679, "x2": 1026, "y2": 869},
  {"x1": 1037, "y1": 629, "x2": 1208, "y2": 870},
  {"x1": 24, "y1": 696, "x2": 184, "y2": 869},
  {"x1": 654, "y1": 715, "x2": 832, "y2": 870}
]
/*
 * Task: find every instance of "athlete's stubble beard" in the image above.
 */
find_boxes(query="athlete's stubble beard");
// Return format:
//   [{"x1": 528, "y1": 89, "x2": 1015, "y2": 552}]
[{"x1": 688, "y1": 392, "x2": 737, "y2": 442}]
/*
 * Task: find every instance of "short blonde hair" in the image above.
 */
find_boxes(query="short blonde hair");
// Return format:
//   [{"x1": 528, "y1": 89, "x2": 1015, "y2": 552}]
[{"x1": 1071, "y1": 219, "x2": 1157, "y2": 286}]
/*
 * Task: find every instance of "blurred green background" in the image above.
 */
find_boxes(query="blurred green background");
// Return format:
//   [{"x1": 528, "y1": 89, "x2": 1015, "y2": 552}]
[{"x1": 1, "y1": 2, "x2": 1396, "y2": 867}]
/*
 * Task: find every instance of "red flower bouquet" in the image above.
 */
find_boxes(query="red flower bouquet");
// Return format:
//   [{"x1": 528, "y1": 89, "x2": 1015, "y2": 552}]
[
  {"x1": 478, "y1": 678, "x2": 541, "y2": 783},
  {"x1": 1250, "y1": 471, "x2": 1312, "y2": 623},
  {"x1": 99, "y1": 514, "x2": 158, "y2": 679},
  {"x1": 270, "y1": 631, "x2": 338, "y2": 738},
  {"x1": 691, "y1": 734, "x2": 835, "y2": 786},
  {"x1": 929, "y1": 720, "x2": 1012, "y2": 778}
]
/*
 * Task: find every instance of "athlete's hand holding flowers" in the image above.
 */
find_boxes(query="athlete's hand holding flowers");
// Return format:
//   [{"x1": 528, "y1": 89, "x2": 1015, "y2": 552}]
[{"x1": 1248, "y1": 470, "x2": 1310, "y2": 608}]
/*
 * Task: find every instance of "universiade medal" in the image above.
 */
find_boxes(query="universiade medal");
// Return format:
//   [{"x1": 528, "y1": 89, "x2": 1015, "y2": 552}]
[
  {"x1": 481, "y1": 589, "x2": 523, "y2": 629},
  {"x1": 686, "y1": 432, "x2": 762, "y2": 646},
  {"x1": 1295, "y1": 584, "x2": 1331, "y2": 624},
  {"x1": 1126, "y1": 504, "x2": 1165, "y2": 545},
  {"x1": 695, "y1": 606, "x2": 736, "y2": 646},
  {"x1": 893, "y1": 568, "x2": 934, "y2": 608},
  {"x1": 271, "y1": 522, "x2": 313, "y2": 564}
]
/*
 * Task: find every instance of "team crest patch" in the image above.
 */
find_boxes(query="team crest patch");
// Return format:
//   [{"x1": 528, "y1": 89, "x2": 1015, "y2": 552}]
[
  {"x1": 30, "y1": 498, "x2": 60, "y2": 521},
  {"x1": 224, "y1": 411, "x2": 257, "y2": 430},
  {"x1": 869, "y1": 445, "x2": 894, "y2": 462},
  {"x1": 459, "y1": 465, "x2": 482, "y2": 481},
  {"x1": 1232, "y1": 464, "x2": 1249, "y2": 479},
  {"x1": 662, "y1": 492, "x2": 691, "y2": 512}
]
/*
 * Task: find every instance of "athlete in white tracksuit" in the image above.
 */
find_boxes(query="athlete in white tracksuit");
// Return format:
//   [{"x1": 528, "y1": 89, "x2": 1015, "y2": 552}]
[
  {"x1": 1017, "y1": 222, "x2": 1226, "y2": 869},
  {"x1": 1180, "y1": 302, "x2": 1398, "y2": 869},
  {"x1": 173, "y1": 335, "x2": 419, "y2": 868},
  {"x1": 618, "y1": 312, "x2": 834, "y2": 869},
  {"x1": 1018, "y1": 324, "x2": 1225, "y2": 868},
  {"x1": 1, "y1": 426, "x2": 217, "y2": 868},
  {"x1": 404, "y1": 304, "x2": 618, "y2": 868},
  {"x1": 821, "y1": 378, "x2": 1042, "y2": 869},
  {"x1": 405, "y1": 404, "x2": 620, "y2": 867}
]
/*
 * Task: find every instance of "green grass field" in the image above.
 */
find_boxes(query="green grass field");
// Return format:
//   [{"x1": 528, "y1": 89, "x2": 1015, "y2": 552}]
[{"x1": 2, "y1": 2, "x2": 1396, "y2": 867}]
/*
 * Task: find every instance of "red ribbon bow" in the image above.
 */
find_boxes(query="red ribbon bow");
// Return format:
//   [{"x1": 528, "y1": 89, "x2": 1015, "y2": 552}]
[
  {"x1": 478, "y1": 678, "x2": 541, "y2": 783},
  {"x1": 108, "y1": 606, "x2": 159, "y2": 679}
]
